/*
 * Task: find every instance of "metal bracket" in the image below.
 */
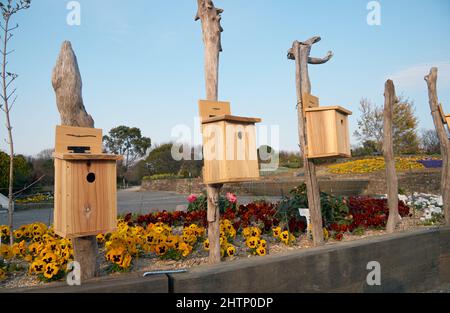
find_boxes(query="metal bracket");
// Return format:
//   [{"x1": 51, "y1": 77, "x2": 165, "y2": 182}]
[{"x1": 143, "y1": 269, "x2": 187, "y2": 277}]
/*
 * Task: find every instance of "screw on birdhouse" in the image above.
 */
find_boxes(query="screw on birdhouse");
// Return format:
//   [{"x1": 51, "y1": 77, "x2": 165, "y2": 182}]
[{"x1": 84, "y1": 207, "x2": 92, "y2": 219}]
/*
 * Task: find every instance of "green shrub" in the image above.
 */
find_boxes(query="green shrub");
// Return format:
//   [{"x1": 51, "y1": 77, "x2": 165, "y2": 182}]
[{"x1": 142, "y1": 173, "x2": 181, "y2": 181}]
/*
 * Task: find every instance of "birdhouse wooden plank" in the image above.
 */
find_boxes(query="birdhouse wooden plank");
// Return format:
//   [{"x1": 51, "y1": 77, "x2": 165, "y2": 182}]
[
  {"x1": 55, "y1": 125, "x2": 103, "y2": 154},
  {"x1": 199, "y1": 100, "x2": 231, "y2": 122},
  {"x1": 302, "y1": 93, "x2": 319, "y2": 110},
  {"x1": 446, "y1": 114, "x2": 450, "y2": 126},
  {"x1": 305, "y1": 106, "x2": 352, "y2": 159},
  {"x1": 53, "y1": 125, "x2": 122, "y2": 238},
  {"x1": 199, "y1": 100, "x2": 261, "y2": 184}
]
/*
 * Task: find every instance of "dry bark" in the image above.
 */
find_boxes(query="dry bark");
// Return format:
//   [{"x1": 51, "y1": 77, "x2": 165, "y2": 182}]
[
  {"x1": 425, "y1": 68, "x2": 450, "y2": 225},
  {"x1": 195, "y1": 0, "x2": 223, "y2": 264},
  {"x1": 52, "y1": 41, "x2": 94, "y2": 128},
  {"x1": 383, "y1": 80, "x2": 400, "y2": 233},
  {"x1": 52, "y1": 41, "x2": 98, "y2": 280},
  {"x1": 287, "y1": 37, "x2": 333, "y2": 246}
]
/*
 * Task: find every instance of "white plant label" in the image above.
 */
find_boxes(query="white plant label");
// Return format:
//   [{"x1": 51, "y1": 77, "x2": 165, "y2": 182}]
[{"x1": 298, "y1": 208, "x2": 311, "y2": 233}]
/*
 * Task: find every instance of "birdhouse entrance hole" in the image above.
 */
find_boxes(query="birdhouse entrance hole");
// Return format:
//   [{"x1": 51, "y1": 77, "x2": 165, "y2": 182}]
[{"x1": 86, "y1": 172, "x2": 96, "y2": 183}]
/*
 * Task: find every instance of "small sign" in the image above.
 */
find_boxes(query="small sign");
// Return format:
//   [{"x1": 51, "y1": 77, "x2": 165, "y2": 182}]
[{"x1": 298, "y1": 208, "x2": 311, "y2": 234}]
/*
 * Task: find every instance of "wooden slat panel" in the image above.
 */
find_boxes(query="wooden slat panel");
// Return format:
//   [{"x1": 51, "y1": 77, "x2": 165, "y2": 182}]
[
  {"x1": 53, "y1": 153, "x2": 123, "y2": 161},
  {"x1": 54, "y1": 159, "x2": 117, "y2": 238},
  {"x1": 305, "y1": 106, "x2": 353, "y2": 116},
  {"x1": 335, "y1": 111, "x2": 351, "y2": 156},
  {"x1": 55, "y1": 125, "x2": 103, "y2": 154},
  {"x1": 302, "y1": 93, "x2": 319, "y2": 110},
  {"x1": 305, "y1": 109, "x2": 352, "y2": 159},
  {"x1": 438, "y1": 103, "x2": 446, "y2": 123},
  {"x1": 198, "y1": 100, "x2": 231, "y2": 122},
  {"x1": 202, "y1": 115, "x2": 262, "y2": 125},
  {"x1": 53, "y1": 158, "x2": 63, "y2": 236},
  {"x1": 202, "y1": 122, "x2": 259, "y2": 184},
  {"x1": 306, "y1": 110, "x2": 338, "y2": 157}
]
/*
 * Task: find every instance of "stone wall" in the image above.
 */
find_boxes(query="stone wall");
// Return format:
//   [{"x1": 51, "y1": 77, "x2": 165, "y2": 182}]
[
  {"x1": 367, "y1": 170, "x2": 441, "y2": 195},
  {"x1": 141, "y1": 178, "x2": 204, "y2": 194},
  {"x1": 141, "y1": 169, "x2": 442, "y2": 197}
]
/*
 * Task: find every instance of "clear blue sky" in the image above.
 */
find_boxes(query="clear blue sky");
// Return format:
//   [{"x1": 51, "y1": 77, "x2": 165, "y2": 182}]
[{"x1": 2, "y1": 0, "x2": 450, "y2": 156}]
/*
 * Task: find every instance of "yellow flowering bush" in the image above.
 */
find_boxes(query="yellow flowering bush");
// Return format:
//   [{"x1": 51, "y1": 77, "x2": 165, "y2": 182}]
[
  {"x1": 328, "y1": 157, "x2": 425, "y2": 174},
  {"x1": 272, "y1": 227, "x2": 296, "y2": 246},
  {"x1": 98, "y1": 219, "x2": 206, "y2": 272},
  {"x1": 1, "y1": 213, "x2": 301, "y2": 283},
  {"x1": 0, "y1": 225, "x2": 10, "y2": 242},
  {"x1": 203, "y1": 220, "x2": 237, "y2": 258},
  {"x1": 219, "y1": 220, "x2": 237, "y2": 258},
  {"x1": 15, "y1": 193, "x2": 53, "y2": 204},
  {"x1": 243, "y1": 226, "x2": 267, "y2": 256},
  {"x1": 0, "y1": 223, "x2": 73, "y2": 282},
  {"x1": 0, "y1": 267, "x2": 6, "y2": 281}
]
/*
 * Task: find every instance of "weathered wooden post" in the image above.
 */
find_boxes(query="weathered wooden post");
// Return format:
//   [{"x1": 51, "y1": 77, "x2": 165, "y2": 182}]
[
  {"x1": 425, "y1": 68, "x2": 450, "y2": 226},
  {"x1": 287, "y1": 37, "x2": 333, "y2": 246},
  {"x1": 383, "y1": 80, "x2": 401, "y2": 233},
  {"x1": 195, "y1": 0, "x2": 224, "y2": 263},
  {"x1": 52, "y1": 41, "x2": 98, "y2": 279}
]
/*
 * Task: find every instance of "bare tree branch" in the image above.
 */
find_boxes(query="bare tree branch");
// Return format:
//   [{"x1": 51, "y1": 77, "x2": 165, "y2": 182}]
[
  {"x1": 13, "y1": 175, "x2": 46, "y2": 197},
  {"x1": 308, "y1": 51, "x2": 334, "y2": 64}
]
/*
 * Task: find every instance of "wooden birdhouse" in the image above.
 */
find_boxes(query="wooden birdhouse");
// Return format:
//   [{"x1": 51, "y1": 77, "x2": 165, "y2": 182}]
[
  {"x1": 303, "y1": 94, "x2": 352, "y2": 159},
  {"x1": 53, "y1": 125, "x2": 122, "y2": 238},
  {"x1": 199, "y1": 100, "x2": 261, "y2": 184}
]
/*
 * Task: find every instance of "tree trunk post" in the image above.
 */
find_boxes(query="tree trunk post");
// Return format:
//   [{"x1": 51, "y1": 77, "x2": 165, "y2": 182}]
[
  {"x1": 195, "y1": 0, "x2": 224, "y2": 264},
  {"x1": 287, "y1": 37, "x2": 333, "y2": 246},
  {"x1": 52, "y1": 41, "x2": 99, "y2": 280},
  {"x1": 383, "y1": 80, "x2": 400, "y2": 233},
  {"x1": 425, "y1": 68, "x2": 450, "y2": 226}
]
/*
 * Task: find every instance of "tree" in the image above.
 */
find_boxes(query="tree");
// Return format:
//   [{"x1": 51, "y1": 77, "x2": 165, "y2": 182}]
[
  {"x1": 0, "y1": 0, "x2": 31, "y2": 245},
  {"x1": 354, "y1": 96, "x2": 420, "y2": 155},
  {"x1": 392, "y1": 97, "x2": 420, "y2": 154},
  {"x1": 351, "y1": 140, "x2": 380, "y2": 157},
  {"x1": 354, "y1": 98, "x2": 383, "y2": 151},
  {"x1": 0, "y1": 151, "x2": 32, "y2": 194},
  {"x1": 420, "y1": 129, "x2": 441, "y2": 155},
  {"x1": 103, "y1": 126, "x2": 151, "y2": 185},
  {"x1": 29, "y1": 149, "x2": 55, "y2": 186}
]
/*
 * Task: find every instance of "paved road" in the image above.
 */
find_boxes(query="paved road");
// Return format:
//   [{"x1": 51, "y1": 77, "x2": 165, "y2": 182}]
[{"x1": 0, "y1": 189, "x2": 281, "y2": 228}]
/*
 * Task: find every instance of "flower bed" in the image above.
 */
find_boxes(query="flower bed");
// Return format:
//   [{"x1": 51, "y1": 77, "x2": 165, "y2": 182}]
[
  {"x1": 327, "y1": 157, "x2": 427, "y2": 174},
  {"x1": 1, "y1": 185, "x2": 439, "y2": 288},
  {"x1": 15, "y1": 193, "x2": 53, "y2": 204},
  {"x1": 400, "y1": 193, "x2": 443, "y2": 225}
]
